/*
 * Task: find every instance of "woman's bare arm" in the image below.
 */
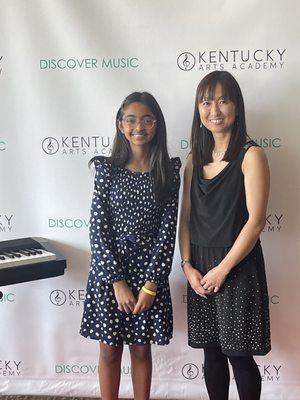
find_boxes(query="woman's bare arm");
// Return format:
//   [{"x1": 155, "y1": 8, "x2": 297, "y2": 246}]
[{"x1": 201, "y1": 146, "x2": 270, "y2": 292}]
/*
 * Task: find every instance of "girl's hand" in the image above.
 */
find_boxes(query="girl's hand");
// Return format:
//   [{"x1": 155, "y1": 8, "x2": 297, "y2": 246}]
[
  {"x1": 113, "y1": 280, "x2": 137, "y2": 313},
  {"x1": 200, "y1": 266, "x2": 229, "y2": 293},
  {"x1": 133, "y1": 283, "x2": 157, "y2": 314},
  {"x1": 183, "y1": 263, "x2": 212, "y2": 298}
]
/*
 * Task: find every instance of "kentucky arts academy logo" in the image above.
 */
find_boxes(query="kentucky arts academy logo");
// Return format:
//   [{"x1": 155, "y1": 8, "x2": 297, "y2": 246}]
[
  {"x1": 41, "y1": 135, "x2": 111, "y2": 156},
  {"x1": 258, "y1": 364, "x2": 282, "y2": 382},
  {"x1": 182, "y1": 363, "x2": 199, "y2": 380},
  {"x1": 0, "y1": 214, "x2": 13, "y2": 233},
  {"x1": 0, "y1": 292, "x2": 15, "y2": 303},
  {"x1": 40, "y1": 57, "x2": 139, "y2": 70},
  {"x1": 177, "y1": 48, "x2": 286, "y2": 71},
  {"x1": 263, "y1": 213, "x2": 284, "y2": 233},
  {"x1": 0, "y1": 360, "x2": 22, "y2": 377},
  {"x1": 0, "y1": 139, "x2": 6, "y2": 151},
  {"x1": 50, "y1": 289, "x2": 85, "y2": 306}
]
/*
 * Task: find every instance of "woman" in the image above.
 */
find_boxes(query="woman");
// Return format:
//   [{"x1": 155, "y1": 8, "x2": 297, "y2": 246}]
[
  {"x1": 80, "y1": 92, "x2": 181, "y2": 400},
  {"x1": 179, "y1": 71, "x2": 270, "y2": 400}
]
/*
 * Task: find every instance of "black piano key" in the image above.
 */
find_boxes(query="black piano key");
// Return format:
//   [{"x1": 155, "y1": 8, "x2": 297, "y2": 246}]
[
  {"x1": 32, "y1": 249, "x2": 43, "y2": 255},
  {"x1": 11, "y1": 252, "x2": 22, "y2": 258},
  {"x1": 3, "y1": 252, "x2": 15, "y2": 259},
  {"x1": 25, "y1": 248, "x2": 37, "y2": 255},
  {"x1": 19, "y1": 250, "x2": 31, "y2": 256}
]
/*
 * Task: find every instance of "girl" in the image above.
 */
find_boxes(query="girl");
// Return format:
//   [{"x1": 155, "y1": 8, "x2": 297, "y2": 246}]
[
  {"x1": 179, "y1": 71, "x2": 271, "y2": 400},
  {"x1": 80, "y1": 92, "x2": 181, "y2": 400}
]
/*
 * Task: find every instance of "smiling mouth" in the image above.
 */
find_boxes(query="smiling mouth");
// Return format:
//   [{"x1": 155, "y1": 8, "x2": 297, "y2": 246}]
[
  {"x1": 210, "y1": 118, "x2": 223, "y2": 124},
  {"x1": 131, "y1": 133, "x2": 146, "y2": 137}
]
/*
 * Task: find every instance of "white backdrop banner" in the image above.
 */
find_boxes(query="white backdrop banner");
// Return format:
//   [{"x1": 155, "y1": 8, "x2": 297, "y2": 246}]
[{"x1": 0, "y1": 0, "x2": 299, "y2": 399}]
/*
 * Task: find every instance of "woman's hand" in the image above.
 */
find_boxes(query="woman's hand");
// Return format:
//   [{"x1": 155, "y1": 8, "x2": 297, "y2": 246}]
[
  {"x1": 113, "y1": 280, "x2": 137, "y2": 313},
  {"x1": 133, "y1": 281, "x2": 157, "y2": 314},
  {"x1": 183, "y1": 263, "x2": 212, "y2": 298},
  {"x1": 200, "y1": 265, "x2": 229, "y2": 293}
]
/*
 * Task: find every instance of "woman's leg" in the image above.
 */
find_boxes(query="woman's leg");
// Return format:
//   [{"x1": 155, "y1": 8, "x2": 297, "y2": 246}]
[
  {"x1": 99, "y1": 342, "x2": 124, "y2": 400},
  {"x1": 129, "y1": 344, "x2": 152, "y2": 400},
  {"x1": 203, "y1": 347, "x2": 230, "y2": 400},
  {"x1": 228, "y1": 355, "x2": 261, "y2": 400}
]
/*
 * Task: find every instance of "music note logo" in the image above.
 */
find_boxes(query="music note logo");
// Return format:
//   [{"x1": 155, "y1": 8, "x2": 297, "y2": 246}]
[
  {"x1": 0, "y1": 139, "x2": 6, "y2": 151},
  {"x1": 182, "y1": 363, "x2": 199, "y2": 380},
  {"x1": 42, "y1": 137, "x2": 59, "y2": 155},
  {"x1": 0, "y1": 55, "x2": 3, "y2": 75},
  {"x1": 177, "y1": 52, "x2": 196, "y2": 71},
  {"x1": 50, "y1": 289, "x2": 66, "y2": 306}
]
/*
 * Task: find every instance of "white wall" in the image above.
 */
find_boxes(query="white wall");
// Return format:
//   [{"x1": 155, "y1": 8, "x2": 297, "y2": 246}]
[{"x1": 0, "y1": 0, "x2": 299, "y2": 398}]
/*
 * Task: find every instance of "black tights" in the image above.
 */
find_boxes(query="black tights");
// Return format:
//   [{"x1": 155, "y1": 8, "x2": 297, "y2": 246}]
[{"x1": 203, "y1": 347, "x2": 261, "y2": 400}]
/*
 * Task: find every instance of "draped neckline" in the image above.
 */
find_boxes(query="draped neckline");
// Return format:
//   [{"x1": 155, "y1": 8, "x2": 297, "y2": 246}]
[{"x1": 200, "y1": 160, "x2": 233, "y2": 182}]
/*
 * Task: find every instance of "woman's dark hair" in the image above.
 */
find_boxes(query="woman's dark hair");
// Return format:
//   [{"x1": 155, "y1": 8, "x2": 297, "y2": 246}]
[
  {"x1": 191, "y1": 70, "x2": 249, "y2": 166},
  {"x1": 91, "y1": 92, "x2": 173, "y2": 201}
]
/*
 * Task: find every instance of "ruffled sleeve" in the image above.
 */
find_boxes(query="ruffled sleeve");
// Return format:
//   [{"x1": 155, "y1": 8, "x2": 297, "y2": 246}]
[
  {"x1": 145, "y1": 157, "x2": 181, "y2": 285},
  {"x1": 89, "y1": 157, "x2": 124, "y2": 283}
]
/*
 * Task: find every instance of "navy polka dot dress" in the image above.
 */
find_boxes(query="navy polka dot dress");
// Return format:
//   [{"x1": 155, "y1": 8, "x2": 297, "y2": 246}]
[{"x1": 80, "y1": 156, "x2": 181, "y2": 345}]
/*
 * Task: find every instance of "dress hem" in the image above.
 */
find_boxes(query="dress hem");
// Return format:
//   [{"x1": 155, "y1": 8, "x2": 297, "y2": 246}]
[
  {"x1": 80, "y1": 331, "x2": 172, "y2": 346},
  {"x1": 188, "y1": 341, "x2": 271, "y2": 356}
]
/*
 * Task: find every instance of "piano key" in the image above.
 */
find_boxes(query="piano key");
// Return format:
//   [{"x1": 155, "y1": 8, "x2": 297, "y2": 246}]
[
  {"x1": 19, "y1": 250, "x2": 31, "y2": 256},
  {"x1": 32, "y1": 249, "x2": 43, "y2": 255},
  {"x1": 0, "y1": 249, "x2": 56, "y2": 270},
  {"x1": 10, "y1": 252, "x2": 22, "y2": 258},
  {"x1": 0, "y1": 237, "x2": 66, "y2": 286},
  {"x1": 3, "y1": 252, "x2": 15, "y2": 259},
  {"x1": 25, "y1": 249, "x2": 37, "y2": 255}
]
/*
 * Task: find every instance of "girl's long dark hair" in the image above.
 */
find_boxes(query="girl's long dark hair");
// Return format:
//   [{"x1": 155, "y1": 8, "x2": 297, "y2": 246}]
[
  {"x1": 191, "y1": 71, "x2": 249, "y2": 166},
  {"x1": 92, "y1": 92, "x2": 173, "y2": 201}
]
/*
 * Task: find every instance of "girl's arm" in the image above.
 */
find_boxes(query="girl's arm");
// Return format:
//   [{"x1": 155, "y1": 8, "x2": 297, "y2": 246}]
[
  {"x1": 91, "y1": 158, "x2": 137, "y2": 313},
  {"x1": 201, "y1": 146, "x2": 270, "y2": 292},
  {"x1": 144, "y1": 157, "x2": 181, "y2": 286},
  {"x1": 179, "y1": 155, "x2": 210, "y2": 298},
  {"x1": 90, "y1": 158, "x2": 124, "y2": 283}
]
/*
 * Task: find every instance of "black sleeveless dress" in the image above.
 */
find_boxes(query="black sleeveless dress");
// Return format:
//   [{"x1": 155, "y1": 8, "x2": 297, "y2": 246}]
[{"x1": 188, "y1": 141, "x2": 271, "y2": 356}]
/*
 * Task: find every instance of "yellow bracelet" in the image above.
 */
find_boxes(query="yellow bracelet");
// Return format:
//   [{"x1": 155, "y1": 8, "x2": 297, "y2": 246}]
[{"x1": 141, "y1": 286, "x2": 157, "y2": 297}]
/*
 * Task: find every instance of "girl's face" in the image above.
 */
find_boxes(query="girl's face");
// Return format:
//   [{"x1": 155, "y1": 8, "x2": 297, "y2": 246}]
[
  {"x1": 198, "y1": 83, "x2": 236, "y2": 136},
  {"x1": 118, "y1": 102, "x2": 157, "y2": 150}
]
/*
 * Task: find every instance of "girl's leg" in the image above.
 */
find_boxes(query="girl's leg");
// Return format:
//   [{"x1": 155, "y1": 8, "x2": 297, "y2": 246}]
[
  {"x1": 203, "y1": 347, "x2": 230, "y2": 400},
  {"x1": 228, "y1": 355, "x2": 261, "y2": 400},
  {"x1": 129, "y1": 344, "x2": 152, "y2": 400},
  {"x1": 99, "y1": 342, "x2": 124, "y2": 400}
]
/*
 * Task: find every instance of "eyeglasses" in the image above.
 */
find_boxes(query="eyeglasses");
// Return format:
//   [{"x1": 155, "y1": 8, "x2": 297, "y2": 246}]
[{"x1": 121, "y1": 116, "x2": 157, "y2": 129}]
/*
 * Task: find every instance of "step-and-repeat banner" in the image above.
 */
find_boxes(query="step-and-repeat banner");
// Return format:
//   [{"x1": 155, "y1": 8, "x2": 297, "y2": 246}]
[{"x1": 1, "y1": 1, "x2": 299, "y2": 399}]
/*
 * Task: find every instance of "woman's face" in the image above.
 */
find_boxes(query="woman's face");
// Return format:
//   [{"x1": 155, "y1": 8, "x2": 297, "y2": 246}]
[
  {"x1": 118, "y1": 102, "x2": 157, "y2": 150},
  {"x1": 198, "y1": 83, "x2": 236, "y2": 136}
]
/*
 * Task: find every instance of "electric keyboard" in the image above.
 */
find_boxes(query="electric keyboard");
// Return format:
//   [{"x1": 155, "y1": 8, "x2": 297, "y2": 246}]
[{"x1": 0, "y1": 237, "x2": 67, "y2": 286}]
